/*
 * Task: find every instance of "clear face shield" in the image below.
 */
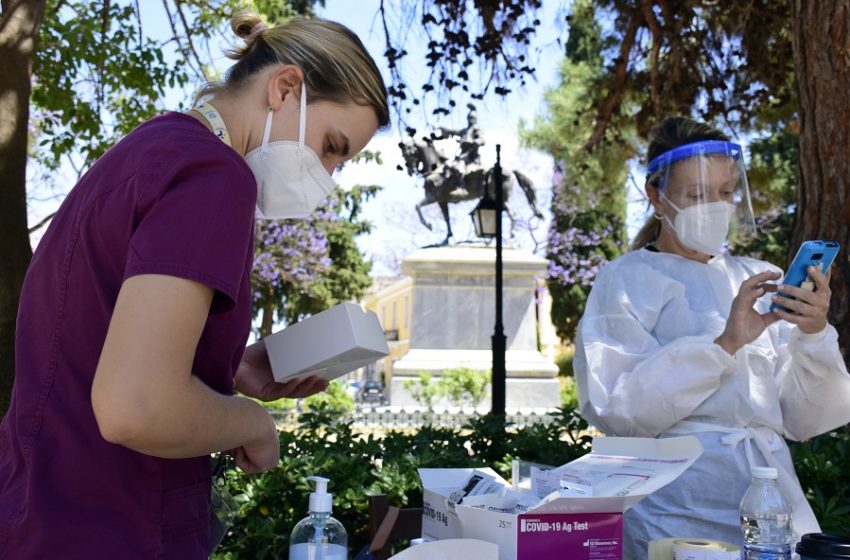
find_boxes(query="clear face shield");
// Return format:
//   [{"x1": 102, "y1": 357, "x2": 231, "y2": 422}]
[{"x1": 647, "y1": 140, "x2": 756, "y2": 255}]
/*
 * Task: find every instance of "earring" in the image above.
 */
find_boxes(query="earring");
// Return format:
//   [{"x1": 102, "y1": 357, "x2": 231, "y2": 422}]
[{"x1": 653, "y1": 211, "x2": 664, "y2": 220}]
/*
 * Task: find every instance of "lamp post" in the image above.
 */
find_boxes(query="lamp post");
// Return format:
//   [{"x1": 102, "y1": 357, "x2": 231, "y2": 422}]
[{"x1": 469, "y1": 144, "x2": 507, "y2": 417}]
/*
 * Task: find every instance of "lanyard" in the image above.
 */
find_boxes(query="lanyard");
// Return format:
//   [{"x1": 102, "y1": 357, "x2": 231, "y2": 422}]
[{"x1": 194, "y1": 102, "x2": 231, "y2": 147}]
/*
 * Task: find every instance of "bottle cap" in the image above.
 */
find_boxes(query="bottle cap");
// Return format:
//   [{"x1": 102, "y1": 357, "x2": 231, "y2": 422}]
[
  {"x1": 751, "y1": 466, "x2": 778, "y2": 479},
  {"x1": 307, "y1": 476, "x2": 332, "y2": 513}
]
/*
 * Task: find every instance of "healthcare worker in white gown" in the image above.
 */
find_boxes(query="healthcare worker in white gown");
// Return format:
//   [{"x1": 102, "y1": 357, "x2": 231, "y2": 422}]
[{"x1": 574, "y1": 117, "x2": 850, "y2": 559}]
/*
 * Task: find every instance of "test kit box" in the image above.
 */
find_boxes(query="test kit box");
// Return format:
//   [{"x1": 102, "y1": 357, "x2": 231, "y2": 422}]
[
  {"x1": 264, "y1": 302, "x2": 389, "y2": 383},
  {"x1": 419, "y1": 436, "x2": 703, "y2": 560},
  {"x1": 418, "y1": 467, "x2": 506, "y2": 542}
]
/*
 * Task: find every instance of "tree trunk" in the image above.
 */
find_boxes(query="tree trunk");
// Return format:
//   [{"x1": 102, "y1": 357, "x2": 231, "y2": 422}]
[
  {"x1": 0, "y1": 0, "x2": 46, "y2": 418},
  {"x1": 261, "y1": 304, "x2": 275, "y2": 338},
  {"x1": 792, "y1": 0, "x2": 850, "y2": 363}
]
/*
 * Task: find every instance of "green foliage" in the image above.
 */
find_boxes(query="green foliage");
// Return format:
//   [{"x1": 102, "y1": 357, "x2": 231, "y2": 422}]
[
  {"x1": 303, "y1": 380, "x2": 355, "y2": 413},
  {"x1": 253, "y1": 185, "x2": 380, "y2": 335},
  {"x1": 280, "y1": 185, "x2": 381, "y2": 325},
  {"x1": 555, "y1": 347, "x2": 575, "y2": 378},
  {"x1": 262, "y1": 381, "x2": 354, "y2": 413},
  {"x1": 290, "y1": 186, "x2": 379, "y2": 319},
  {"x1": 729, "y1": 125, "x2": 798, "y2": 268},
  {"x1": 404, "y1": 368, "x2": 490, "y2": 409},
  {"x1": 214, "y1": 405, "x2": 593, "y2": 558},
  {"x1": 522, "y1": 0, "x2": 630, "y2": 343},
  {"x1": 439, "y1": 367, "x2": 489, "y2": 408},
  {"x1": 746, "y1": 126, "x2": 799, "y2": 217},
  {"x1": 261, "y1": 396, "x2": 296, "y2": 411},
  {"x1": 554, "y1": 348, "x2": 579, "y2": 408},
  {"x1": 560, "y1": 377, "x2": 578, "y2": 410},
  {"x1": 404, "y1": 372, "x2": 441, "y2": 410},
  {"x1": 585, "y1": 0, "x2": 795, "y2": 137},
  {"x1": 790, "y1": 426, "x2": 850, "y2": 535},
  {"x1": 32, "y1": 1, "x2": 189, "y2": 171}
]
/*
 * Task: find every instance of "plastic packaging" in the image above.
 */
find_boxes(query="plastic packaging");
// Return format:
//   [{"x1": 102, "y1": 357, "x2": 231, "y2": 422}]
[
  {"x1": 739, "y1": 467, "x2": 793, "y2": 560},
  {"x1": 289, "y1": 476, "x2": 348, "y2": 560}
]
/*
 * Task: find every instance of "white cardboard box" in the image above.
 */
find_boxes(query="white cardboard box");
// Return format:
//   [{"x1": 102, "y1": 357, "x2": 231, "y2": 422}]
[
  {"x1": 264, "y1": 302, "x2": 389, "y2": 383},
  {"x1": 419, "y1": 436, "x2": 703, "y2": 560},
  {"x1": 418, "y1": 467, "x2": 507, "y2": 542}
]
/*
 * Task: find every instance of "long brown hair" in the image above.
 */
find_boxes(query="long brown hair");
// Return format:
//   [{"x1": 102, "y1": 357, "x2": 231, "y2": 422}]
[
  {"x1": 630, "y1": 117, "x2": 729, "y2": 250},
  {"x1": 196, "y1": 12, "x2": 390, "y2": 129}
]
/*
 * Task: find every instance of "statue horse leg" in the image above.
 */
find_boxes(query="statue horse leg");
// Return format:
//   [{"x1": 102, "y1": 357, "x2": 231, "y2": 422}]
[
  {"x1": 503, "y1": 202, "x2": 518, "y2": 238},
  {"x1": 416, "y1": 196, "x2": 435, "y2": 231},
  {"x1": 513, "y1": 170, "x2": 544, "y2": 219},
  {"x1": 438, "y1": 200, "x2": 453, "y2": 245}
]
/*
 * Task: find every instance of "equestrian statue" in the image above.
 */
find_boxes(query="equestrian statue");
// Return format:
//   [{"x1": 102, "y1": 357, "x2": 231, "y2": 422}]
[{"x1": 398, "y1": 104, "x2": 544, "y2": 246}]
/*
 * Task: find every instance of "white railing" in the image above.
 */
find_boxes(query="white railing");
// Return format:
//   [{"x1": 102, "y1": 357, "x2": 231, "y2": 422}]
[{"x1": 270, "y1": 406, "x2": 561, "y2": 430}]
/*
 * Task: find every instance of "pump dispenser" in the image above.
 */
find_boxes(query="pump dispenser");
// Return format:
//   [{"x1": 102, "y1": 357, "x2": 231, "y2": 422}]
[{"x1": 289, "y1": 476, "x2": 347, "y2": 560}]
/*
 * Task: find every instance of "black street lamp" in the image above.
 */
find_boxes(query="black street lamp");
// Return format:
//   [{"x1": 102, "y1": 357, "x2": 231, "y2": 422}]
[{"x1": 469, "y1": 144, "x2": 507, "y2": 417}]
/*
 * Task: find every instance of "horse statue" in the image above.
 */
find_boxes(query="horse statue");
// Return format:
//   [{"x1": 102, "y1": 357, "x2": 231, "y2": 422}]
[{"x1": 398, "y1": 137, "x2": 544, "y2": 246}]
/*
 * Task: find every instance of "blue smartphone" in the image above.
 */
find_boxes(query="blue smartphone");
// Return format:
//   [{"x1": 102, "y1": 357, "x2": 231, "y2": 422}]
[{"x1": 770, "y1": 240, "x2": 840, "y2": 312}]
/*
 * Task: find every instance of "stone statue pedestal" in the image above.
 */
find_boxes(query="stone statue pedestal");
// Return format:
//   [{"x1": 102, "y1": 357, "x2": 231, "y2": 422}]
[{"x1": 391, "y1": 244, "x2": 560, "y2": 410}]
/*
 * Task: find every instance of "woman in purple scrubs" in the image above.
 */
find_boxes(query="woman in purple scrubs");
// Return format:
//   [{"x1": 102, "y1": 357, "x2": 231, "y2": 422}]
[{"x1": 0, "y1": 12, "x2": 388, "y2": 558}]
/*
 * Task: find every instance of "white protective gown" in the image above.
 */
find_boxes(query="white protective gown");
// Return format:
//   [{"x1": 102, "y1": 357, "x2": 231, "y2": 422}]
[{"x1": 574, "y1": 248, "x2": 850, "y2": 559}]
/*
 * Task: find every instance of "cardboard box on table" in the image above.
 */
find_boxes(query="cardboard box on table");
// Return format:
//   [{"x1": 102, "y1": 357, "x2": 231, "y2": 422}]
[
  {"x1": 418, "y1": 436, "x2": 703, "y2": 560},
  {"x1": 419, "y1": 467, "x2": 506, "y2": 542},
  {"x1": 264, "y1": 302, "x2": 389, "y2": 383}
]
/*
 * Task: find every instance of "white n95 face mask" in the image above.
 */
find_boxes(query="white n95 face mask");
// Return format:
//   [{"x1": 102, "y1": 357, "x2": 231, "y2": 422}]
[
  {"x1": 246, "y1": 82, "x2": 336, "y2": 220},
  {"x1": 661, "y1": 194, "x2": 735, "y2": 255}
]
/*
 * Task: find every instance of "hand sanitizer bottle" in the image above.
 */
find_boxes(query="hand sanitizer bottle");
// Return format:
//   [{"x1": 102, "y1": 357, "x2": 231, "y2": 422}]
[{"x1": 289, "y1": 476, "x2": 347, "y2": 560}]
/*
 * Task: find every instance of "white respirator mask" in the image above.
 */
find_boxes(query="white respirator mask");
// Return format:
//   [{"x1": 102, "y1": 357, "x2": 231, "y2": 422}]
[{"x1": 245, "y1": 82, "x2": 335, "y2": 220}]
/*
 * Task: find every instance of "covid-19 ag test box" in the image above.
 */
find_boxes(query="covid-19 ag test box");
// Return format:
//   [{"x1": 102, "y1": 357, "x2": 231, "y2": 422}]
[{"x1": 419, "y1": 436, "x2": 703, "y2": 560}]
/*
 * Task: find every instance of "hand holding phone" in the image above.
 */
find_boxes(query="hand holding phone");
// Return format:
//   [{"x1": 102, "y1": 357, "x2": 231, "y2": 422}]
[{"x1": 770, "y1": 240, "x2": 840, "y2": 312}]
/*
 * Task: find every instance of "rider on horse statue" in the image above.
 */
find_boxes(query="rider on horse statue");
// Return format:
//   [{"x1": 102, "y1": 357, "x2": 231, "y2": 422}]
[{"x1": 435, "y1": 104, "x2": 484, "y2": 197}]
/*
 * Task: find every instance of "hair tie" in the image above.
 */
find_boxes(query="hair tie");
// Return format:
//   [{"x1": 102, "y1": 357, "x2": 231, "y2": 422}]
[{"x1": 246, "y1": 22, "x2": 268, "y2": 43}]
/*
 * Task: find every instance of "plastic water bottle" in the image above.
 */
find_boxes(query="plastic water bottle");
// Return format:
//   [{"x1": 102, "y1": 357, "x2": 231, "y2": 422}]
[
  {"x1": 289, "y1": 476, "x2": 347, "y2": 560},
  {"x1": 739, "y1": 467, "x2": 793, "y2": 560}
]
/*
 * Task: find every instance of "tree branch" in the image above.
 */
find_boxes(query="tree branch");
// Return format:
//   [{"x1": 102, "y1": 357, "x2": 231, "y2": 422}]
[
  {"x1": 174, "y1": 0, "x2": 208, "y2": 81},
  {"x1": 97, "y1": 0, "x2": 111, "y2": 109},
  {"x1": 641, "y1": 0, "x2": 662, "y2": 119},
  {"x1": 584, "y1": 6, "x2": 643, "y2": 152},
  {"x1": 134, "y1": 0, "x2": 143, "y2": 48},
  {"x1": 28, "y1": 212, "x2": 56, "y2": 235},
  {"x1": 161, "y1": 0, "x2": 204, "y2": 82},
  {"x1": 379, "y1": 0, "x2": 408, "y2": 132}
]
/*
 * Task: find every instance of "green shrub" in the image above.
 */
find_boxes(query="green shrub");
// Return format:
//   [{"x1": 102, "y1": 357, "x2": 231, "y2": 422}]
[
  {"x1": 263, "y1": 380, "x2": 354, "y2": 413},
  {"x1": 214, "y1": 405, "x2": 592, "y2": 558},
  {"x1": 789, "y1": 426, "x2": 850, "y2": 535},
  {"x1": 404, "y1": 368, "x2": 490, "y2": 409},
  {"x1": 560, "y1": 376, "x2": 578, "y2": 409},
  {"x1": 404, "y1": 372, "x2": 441, "y2": 410},
  {"x1": 302, "y1": 379, "x2": 354, "y2": 413},
  {"x1": 440, "y1": 367, "x2": 489, "y2": 408},
  {"x1": 555, "y1": 347, "x2": 575, "y2": 378}
]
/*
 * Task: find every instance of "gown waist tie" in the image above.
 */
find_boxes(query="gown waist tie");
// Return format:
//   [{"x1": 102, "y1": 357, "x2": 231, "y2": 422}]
[{"x1": 665, "y1": 419, "x2": 819, "y2": 538}]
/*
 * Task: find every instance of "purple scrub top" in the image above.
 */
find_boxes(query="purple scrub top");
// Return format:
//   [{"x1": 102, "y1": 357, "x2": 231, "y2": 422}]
[{"x1": 0, "y1": 113, "x2": 257, "y2": 558}]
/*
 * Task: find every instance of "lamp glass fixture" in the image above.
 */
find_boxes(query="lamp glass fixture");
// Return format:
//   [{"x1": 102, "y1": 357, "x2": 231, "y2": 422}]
[{"x1": 470, "y1": 196, "x2": 499, "y2": 238}]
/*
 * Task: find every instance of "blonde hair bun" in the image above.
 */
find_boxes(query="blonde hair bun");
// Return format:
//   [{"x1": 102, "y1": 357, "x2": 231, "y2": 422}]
[{"x1": 228, "y1": 11, "x2": 267, "y2": 59}]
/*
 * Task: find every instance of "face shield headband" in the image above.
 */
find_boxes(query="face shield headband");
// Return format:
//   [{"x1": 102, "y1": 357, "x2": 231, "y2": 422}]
[{"x1": 646, "y1": 140, "x2": 757, "y2": 237}]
